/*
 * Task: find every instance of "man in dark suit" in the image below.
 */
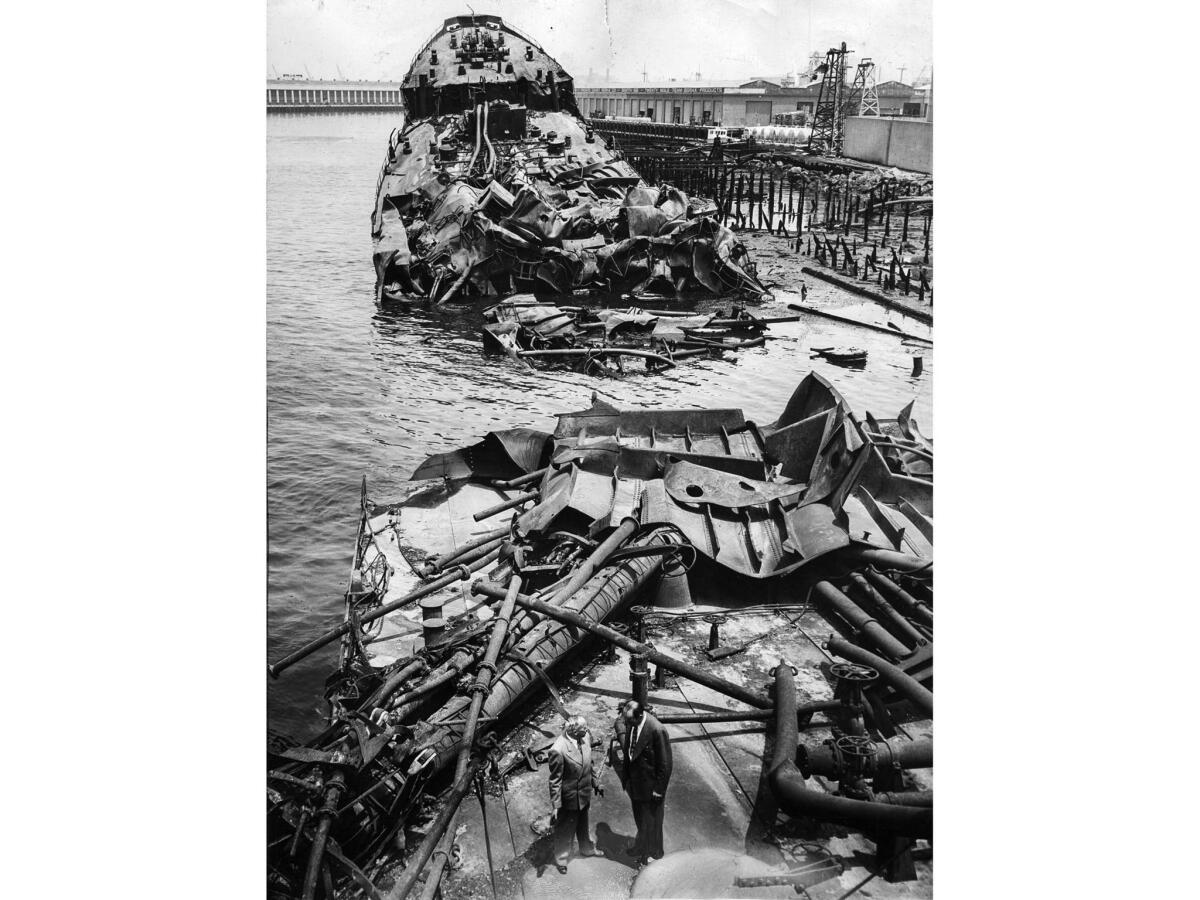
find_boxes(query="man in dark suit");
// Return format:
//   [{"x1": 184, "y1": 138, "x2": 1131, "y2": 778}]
[{"x1": 609, "y1": 699, "x2": 672, "y2": 865}]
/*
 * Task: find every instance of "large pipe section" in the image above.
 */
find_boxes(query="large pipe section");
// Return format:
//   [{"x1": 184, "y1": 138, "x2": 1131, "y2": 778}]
[
  {"x1": 845, "y1": 547, "x2": 932, "y2": 573},
  {"x1": 863, "y1": 569, "x2": 933, "y2": 627},
  {"x1": 813, "y1": 581, "x2": 911, "y2": 661},
  {"x1": 489, "y1": 588, "x2": 773, "y2": 709},
  {"x1": 656, "y1": 699, "x2": 843, "y2": 725},
  {"x1": 825, "y1": 636, "x2": 933, "y2": 717},
  {"x1": 798, "y1": 735, "x2": 933, "y2": 779},
  {"x1": 768, "y1": 664, "x2": 933, "y2": 838},
  {"x1": 268, "y1": 548, "x2": 501, "y2": 677},
  {"x1": 845, "y1": 573, "x2": 927, "y2": 649}
]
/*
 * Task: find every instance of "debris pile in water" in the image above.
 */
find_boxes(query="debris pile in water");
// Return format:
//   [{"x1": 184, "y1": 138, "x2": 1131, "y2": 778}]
[
  {"x1": 371, "y1": 15, "x2": 767, "y2": 306},
  {"x1": 480, "y1": 295, "x2": 801, "y2": 374}
]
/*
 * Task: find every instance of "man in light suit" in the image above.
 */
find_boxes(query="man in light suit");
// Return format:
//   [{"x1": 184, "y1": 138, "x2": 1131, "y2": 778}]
[
  {"x1": 547, "y1": 715, "x2": 605, "y2": 872},
  {"x1": 609, "y1": 699, "x2": 672, "y2": 866}
]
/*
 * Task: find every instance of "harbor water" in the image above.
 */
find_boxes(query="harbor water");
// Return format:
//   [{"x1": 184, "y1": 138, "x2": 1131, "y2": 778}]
[{"x1": 267, "y1": 112, "x2": 933, "y2": 741}]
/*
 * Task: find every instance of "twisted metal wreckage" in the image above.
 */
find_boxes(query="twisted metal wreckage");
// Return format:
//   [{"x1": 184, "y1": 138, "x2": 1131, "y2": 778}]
[
  {"x1": 370, "y1": 15, "x2": 768, "y2": 317},
  {"x1": 267, "y1": 372, "x2": 934, "y2": 899}
]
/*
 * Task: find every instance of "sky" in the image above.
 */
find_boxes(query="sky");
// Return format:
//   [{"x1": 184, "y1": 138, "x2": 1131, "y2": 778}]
[{"x1": 266, "y1": 0, "x2": 932, "y2": 85}]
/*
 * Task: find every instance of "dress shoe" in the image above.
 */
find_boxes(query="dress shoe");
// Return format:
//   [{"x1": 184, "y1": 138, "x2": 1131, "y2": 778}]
[
  {"x1": 579, "y1": 846, "x2": 604, "y2": 858},
  {"x1": 556, "y1": 864, "x2": 569, "y2": 874}
]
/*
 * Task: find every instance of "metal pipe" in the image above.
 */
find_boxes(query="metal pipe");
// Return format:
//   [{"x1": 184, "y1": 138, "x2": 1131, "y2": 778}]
[
  {"x1": 421, "y1": 527, "x2": 510, "y2": 575},
  {"x1": 786, "y1": 301, "x2": 933, "y2": 344},
  {"x1": 419, "y1": 848, "x2": 451, "y2": 900},
  {"x1": 384, "y1": 759, "x2": 483, "y2": 900},
  {"x1": 547, "y1": 517, "x2": 640, "y2": 607},
  {"x1": 876, "y1": 790, "x2": 933, "y2": 807},
  {"x1": 813, "y1": 582, "x2": 911, "y2": 661},
  {"x1": 472, "y1": 491, "x2": 539, "y2": 522},
  {"x1": 479, "y1": 586, "x2": 773, "y2": 708},
  {"x1": 845, "y1": 574, "x2": 926, "y2": 649},
  {"x1": 464, "y1": 102, "x2": 482, "y2": 175},
  {"x1": 798, "y1": 736, "x2": 933, "y2": 778},
  {"x1": 844, "y1": 547, "x2": 932, "y2": 573},
  {"x1": 386, "y1": 576, "x2": 523, "y2": 900},
  {"x1": 387, "y1": 650, "x2": 480, "y2": 718},
  {"x1": 457, "y1": 575, "x2": 522, "y2": 778},
  {"x1": 825, "y1": 636, "x2": 932, "y2": 717},
  {"x1": 769, "y1": 664, "x2": 932, "y2": 838},
  {"x1": 426, "y1": 537, "x2": 506, "y2": 578},
  {"x1": 863, "y1": 570, "x2": 932, "y2": 627},
  {"x1": 491, "y1": 467, "x2": 549, "y2": 490},
  {"x1": 301, "y1": 742, "x2": 348, "y2": 900},
  {"x1": 361, "y1": 658, "x2": 427, "y2": 712},
  {"x1": 656, "y1": 700, "x2": 843, "y2": 725},
  {"x1": 268, "y1": 549, "x2": 501, "y2": 677}
]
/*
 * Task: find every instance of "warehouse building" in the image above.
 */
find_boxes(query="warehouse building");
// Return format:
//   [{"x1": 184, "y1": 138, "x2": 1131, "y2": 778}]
[{"x1": 576, "y1": 78, "x2": 920, "y2": 127}]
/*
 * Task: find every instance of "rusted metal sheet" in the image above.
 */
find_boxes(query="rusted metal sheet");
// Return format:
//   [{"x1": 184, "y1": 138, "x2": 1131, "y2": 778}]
[{"x1": 409, "y1": 427, "x2": 551, "y2": 482}]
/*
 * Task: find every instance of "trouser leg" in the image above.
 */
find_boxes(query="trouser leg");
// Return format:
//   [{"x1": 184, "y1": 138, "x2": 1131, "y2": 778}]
[
  {"x1": 646, "y1": 797, "x2": 665, "y2": 859},
  {"x1": 576, "y1": 804, "x2": 595, "y2": 854},
  {"x1": 554, "y1": 806, "x2": 579, "y2": 865},
  {"x1": 629, "y1": 797, "x2": 646, "y2": 855}
]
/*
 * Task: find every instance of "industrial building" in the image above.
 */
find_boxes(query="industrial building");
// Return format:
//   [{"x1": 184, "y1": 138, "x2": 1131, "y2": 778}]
[
  {"x1": 266, "y1": 77, "x2": 404, "y2": 111},
  {"x1": 576, "y1": 78, "x2": 922, "y2": 127}
]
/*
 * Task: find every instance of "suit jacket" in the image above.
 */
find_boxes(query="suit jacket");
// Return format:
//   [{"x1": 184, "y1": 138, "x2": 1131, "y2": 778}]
[
  {"x1": 610, "y1": 713, "x2": 672, "y2": 801},
  {"x1": 548, "y1": 732, "x2": 599, "y2": 810}
]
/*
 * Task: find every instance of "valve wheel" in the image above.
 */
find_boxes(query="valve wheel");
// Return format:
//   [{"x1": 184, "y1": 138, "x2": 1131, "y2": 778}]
[
  {"x1": 834, "y1": 734, "x2": 877, "y2": 760},
  {"x1": 831, "y1": 662, "x2": 879, "y2": 684},
  {"x1": 703, "y1": 614, "x2": 728, "y2": 625}
]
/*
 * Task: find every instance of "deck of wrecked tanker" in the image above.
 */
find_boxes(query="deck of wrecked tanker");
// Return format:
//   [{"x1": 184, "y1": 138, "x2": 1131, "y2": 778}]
[{"x1": 418, "y1": 610, "x2": 932, "y2": 900}]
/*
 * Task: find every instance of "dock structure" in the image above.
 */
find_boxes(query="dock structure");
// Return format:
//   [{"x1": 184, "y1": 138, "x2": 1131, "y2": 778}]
[{"x1": 266, "y1": 78, "x2": 404, "y2": 112}]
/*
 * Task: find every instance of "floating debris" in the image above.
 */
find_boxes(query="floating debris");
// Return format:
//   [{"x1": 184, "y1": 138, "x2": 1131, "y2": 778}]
[
  {"x1": 811, "y1": 345, "x2": 868, "y2": 367},
  {"x1": 267, "y1": 372, "x2": 933, "y2": 899},
  {"x1": 479, "y1": 294, "x2": 787, "y2": 374},
  {"x1": 370, "y1": 15, "x2": 767, "y2": 306}
]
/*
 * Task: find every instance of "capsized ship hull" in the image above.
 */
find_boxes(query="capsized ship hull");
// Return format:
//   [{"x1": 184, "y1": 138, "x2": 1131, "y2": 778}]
[{"x1": 371, "y1": 15, "x2": 767, "y2": 304}]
